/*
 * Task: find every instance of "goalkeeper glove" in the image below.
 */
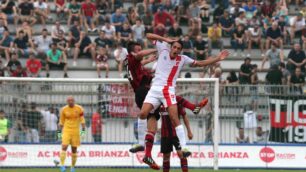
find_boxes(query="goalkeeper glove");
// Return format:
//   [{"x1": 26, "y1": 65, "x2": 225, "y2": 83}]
[
  {"x1": 57, "y1": 130, "x2": 62, "y2": 139},
  {"x1": 80, "y1": 128, "x2": 85, "y2": 137}
]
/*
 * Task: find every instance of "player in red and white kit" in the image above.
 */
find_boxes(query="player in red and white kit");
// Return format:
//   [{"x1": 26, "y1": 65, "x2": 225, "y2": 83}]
[{"x1": 138, "y1": 33, "x2": 229, "y2": 169}]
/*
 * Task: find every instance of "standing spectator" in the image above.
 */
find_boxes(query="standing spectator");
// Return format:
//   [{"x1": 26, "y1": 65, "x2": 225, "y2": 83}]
[
  {"x1": 51, "y1": 21, "x2": 66, "y2": 43},
  {"x1": 236, "y1": 128, "x2": 250, "y2": 143},
  {"x1": 0, "y1": 0, "x2": 18, "y2": 27},
  {"x1": 225, "y1": 71, "x2": 239, "y2": 101},
  {"x1": 18, "y1": 0, "x2": 37, "y2": 26},
  {"x1": 54, "y1": 0, "x2": 68, "y2": 19},
  {"x1": 289, "y1": 13, "x2": 305, "y2": 44},
  {"x1": 111, "y1": 8, "x2": 126, "y2": 32},
  {"x1": 91, "y1": 109, "x2": 103, "y2": 143},
  {"x1": 279, "y1": 62, "x2": 291, "y2": 85},
  {"x1": 0, "y1": 30, "x2": 13, "y2": 63},
  {"x1": 16, "y1": 103, "x2": 28, "y2": 142},
  {"x1": 41, "y1": 107, "x2": 58, "y2": 142},
  {"x1": 231, "y1": 24, "x2": 246, "y2": 57},
  {"x1": 6, "y1": 53, "x2": 21, "y2": 76},
  {"x1": 34, "y1": 29, "x2": 52, "y2": 56},
  {"x1": 73, "y1": 31, "x2": 96, "y2": 66},
  {"x1": 131, "y1": 19, "x2": 146, "y2": 47},
  {"x1": 67, "y1": 0, "x2": 81, "y2": 28},
  {"x1": 247, "y1": 24, "x2": 264, "y2": 57},
  {"x1": 239, "y1": 57, "x2": 252, "y2": 84},
  {"x1": 287, "y1": 43, "x2": 306, "y2": 74},
  {"x1": 261, "y1": 44, "x2": 284, "y2": 69},
  {"x1": 266, "y1": 65, "x2": 283, "y2": 85},
  {"x1": 168, "y1": 23, "x2": 183, "y2": 39},
  {"x1": 182, "y1": 35, "x2": 194, "y2": 58},
  {"x1": 34, "y1": 0, "x2": 51, "y2": 27},
  {"x1": 117, "y1": 23, "x2": 132, "y2": 47},
  {"x1": 96, "y1": 47, "x2": 109, "y2": 78},
  {"x1": 243, "y1": 104, "x2": 257, "y2": 143},
  {"x1": 113, "y1": 43, "x2": 127, "y2": 78},
  {"x1": 289, "y1": 67, "x2": 305, "y2": 94},
  {"x1": 153, "y1": 7, "x2": 175, "y2": 27},
  {"x1": 26, "y1": 102, "x2": 42, "y2": 143},
  {"x1": 207, "y1": 23, "x2": 223, "y2": 54},
  {"x1": 26, "y1": 53, "x2": 42, "y2": 77},
  {"x1": 219, "y1": 11, "x2": 234, "y2": 36},
  {"x1": 266, "y1": 22, "x2": 283, "y2": 50},
  {"x1": 46, "y1": 43, "x2": 68, "y2": 78},
  {"x1": 0, "y1": 110, "x2": 10, "y2": 143},
  {"x1": 101, "y1": 21, "x2": 116, "y2": 47},
  {"x1": 81, "y1": 0, "x2": 98, "y2": 32}
]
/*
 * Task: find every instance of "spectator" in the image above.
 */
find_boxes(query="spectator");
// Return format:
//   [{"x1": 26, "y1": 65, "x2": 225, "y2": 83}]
[
  {"x1": 112, "y1": 0, "x2": 123, "y2": 11},
  {"x1": 236, "y1": 128, "x2": 250, "y2": 143},
  {"x1": 235, "y1": 11, "x2": 247, "y2": 27},
  {"x1": 0, "y1": 18, "x2": 8, "y2": 37},
  {"x1": 41, "y1": 107, "x2": 58, "y2": 142},
  {"x1": 260, "y1": 0, "x2": 275, "y2": 18},
  {"x1": 287, "y1": 43, "x2": 306, "y2": 74},
  {"x1": 153, "y1": 23, "x2": 166, "y2": 37},
  {"x1": 81, "y1": 0, "x2": 98, "y2": 32},
  {"x1": 213, "y1": 4, "x2": 225, "y2": 23},
  {"x1": 231, "y1": 24, "x2": 246, "y2": 57},
  {"x1": 111, "y1": 8, "x2": 126, "y2": 31},
  {"x1": 94, "y1": 31, "x2": 109, "y2": 50},
  {"x1": 153, "y1": 6, "x2": 175, "y2": 27},
  {"x1": 25, "y1": 102, "x2": 42, "y2": 143},
  {"x1": 199, "y1": 0, "x2": 210, "y2": 23},
  {"x1": 0, "y1": 30, "x2": 13, "y2": 63},
  {"x1": 230, "y1": 3, "x2": 245, "y2": 19},
  {"x1": 289, "y1": 13, "x2": 305, "y2": 44},
  {"x1": 261, "y1": 43, "x2": 284, "y2": 69},
  {"x1": 266, "y1": 65, "x2": 283, "y2": 85},
  {"x1": 219, "y1": 10, "x2": 234, "y2": 36},
  {"x1": 255, "y1": 127, "x2": 268, "y2": 144},
  {"x1": 67, "y1": 0, "x2": 82, "y2": 28},
  {"x1": 0, "y1": 110, "x2": 10, "y2": 143},
  {"x1": 34, "y1": 28, "x2": 52, "y2": 56},
  {"x1": 289, "y1": 67, "x2": 305, "y2": 94},
  {"x1": 91, "y1": 109, "x2": 103, "y2": 143},
  {"x1": 279, "y1": 62, "x2": 291, "y2": 85},
  {"x1": 225, "y1": 71, "x2": 239, "y2": 101},
  {"x1": 55, "y1": 30, "x2": 69, "y2": 62},
  {"x1": 6, "y1": 53, "x2": 21, "y2": 76},
  {"x1": 247, "y1": 24, "x2": 264, "y2": 57},
  {"x1": 16, "y1": 103, "x2": 28, "y2": 142},
  {"x1": 73, "y1": 31, "x2": 96, "y2": 66},
  {"x1": 266, "y1": 22, "x2": 283, "y2": 50},
  {"x1": 95, "y1": 0, "x2": 110, "y2": 26},
  {"x1": 118, "y1": 22, "x2": 132, "y2": 47},
  {"x1": 276, "y1": 15, "x2": 289, "y2": 45},
  {"x1": 141, "y1": 11, "x2": 154, "y2": 34},
  {"x1": 46, "y1": 43, "x2": 68, "y2": 78},
  {"x1": 127, "y1": 7, "x2": 138, "y2": 25},
  {"x1": 243, "y1": 0, "x2": 257, "y2": 20},
  {"x1": 182, "y1": 35, "x2": 194, "y2": 58},
  {"x1": 34, "y1": 0, "x2": 51, "y2": 27},
  {"x1": 168, "y1": 22, "x2": 183, "y2": 39},
  {"x1": 69, "y1": 20, "x2": 81, "y2": 48},
  {"x1": 18, "y1": 0, "x2": 37, "y2": 26},
  {"x1": 243, "y1": 104, "x2": 257, "y2": 143},
  {"x1": 0, "y1": 0, "x2": 18, "y2": 27},
  {"x1": 54, "y1": 0, "x2": 68, "y2": 19},
  {"x1": 51, "y1": 21, "x2": 66, "y2": 43},
  {"x1": 96, "y1": 47, "x2": 109, "y2": 78},
  {"x1": 301, "y1": 28, "x2": 306, "y2": 50},
  {"x1": 13, "y1": 30, "x2": 34, "y2": 57},
  {"x1": 131, "y1": 18, "x2": 146, "y2": 47},
  {"x1": 194, "y1": 35, "x2": 209, "y2": 77},
  {"x1": 239, "y1": 57, "x2": 252, "y2": 84},
  {"x1": 207, "y1": 23, "x2": 223, "y2": 54},
  {"x1": 188, "y1": 2, "x2": 202, "y2": 31},
  {"x1": 113, "y1": 43, "x2": 127, "y2": 78},
  {"x1": 101, "y1": 20, "x2": 116, "y2": 47},
  {"x1": 26, "y1": 53, "x2": 42, "y2": 77}
]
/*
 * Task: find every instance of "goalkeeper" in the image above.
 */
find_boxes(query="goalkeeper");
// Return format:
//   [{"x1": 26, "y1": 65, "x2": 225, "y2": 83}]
[{"x1": 58, "y1": 96, "x2": 86, "y2": 172}]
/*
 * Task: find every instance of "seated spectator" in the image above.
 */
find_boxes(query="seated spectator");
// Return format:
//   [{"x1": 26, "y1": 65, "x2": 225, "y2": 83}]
[
  {"x1": 302, "y1": 28, "x2": 306, "y2": 50},
  {"x1": 0, "y1": 18, "x2": 8, "y2": 37},
  {"x1": 247, "y1": 24, "x2": 264, "y2": 57},
  {"x1": 168, "y1": 23, "x2": 183, "y2": 39},
  {"x1": 73, "y1": 32, "x2": 96, "y2": 66},
  {"x1": 111, "y1": 8, "x2": 126, "y2": 32},
  {"x1": 13, "y1": 30, "x2": 34, "y2": 57},
  {"x1": 230, "y1": 3, "x2": 245, "y2": 19},
  {"x1": 18, "y1": 0, "x2": 37, "y2": 26},
  {"x1": 239, "y1": 57, "x2": 252, "y2": 84},
  {"x1": 255, "y1": 127, "x2": 268, "y2": 144},
  {"x1": 153, "y1": 6, "x2": 175, "y2": 27},
  {"x1": 69, "y1": 20, "x2": 81, "y2": 48},
  {"x1": 34, "y1": 29, "x2": 52, "y2": 56},
  {"x1": 236, "y1": 128, "x2": 250, "y2": 143},
  {"x1": 266, "y1": 64, "x2": 283, "y2": 85},
  {"x1": 51, "y1": 21, "x2": 66, "y2": 43},
  {"x1": 188, "y1": 2, "x2": 202, "y2": 32},
  {"x1": 101, "y1": 21, "x2": 116, "y2": 47},
  {"x1": 81, "y1": 0, "x2": 98, "y2": 32},
  {"x1": 188, "y1": 20, "x2": 201, "y2": 40},
  {"x1": 6, "y1": 53, "x2": 21, "y2": 76},
  {"x1": 112, "y1": 0, "x2": 123, "y2": 10},
  {"x1": 193, "y1": 35, "x2": 209, "y2": 77},
  {"x1": 207, "y1": 23, "x2": 223, "y2": 54},
  {"x1": 235, "y1": 11, "x2": 247, "y2": 27},
  {"x1": 67, "y1": 0, "x2": 82, "y2": 28},
  {"x1": 182, "y1": 35, "x2": 194, "y2": 58},
  {"x1": 117, "y1": 23, "x2": 132, "y2": 47},
  {"x1": 141, "y1": 11, "x2": 154, "y2": 34},
  {"x1": 0, "y1": 0, "x2": 18, "y2": 27},
  {"x1": 11, "y1": 65, "x2": 26, "y2": 77},
  {"x1": 219, "y1": 11, "x2": 234, "y2": 36},
  {"x1": 289, "y1": 13, "x2": 305, "y2": 44},
  {"x1": 54, "y1": 0, "x2": 68, "y2": 19},
  {"x1": 55, "y1": 30, "x2": 69, "y2": 62},
  {"x1": 26, "y1": 53, "x2": 42, "y2": 77},
  {"x1": 231, "y1": 24, "x2": 246, "y2": 57},
  {"x1": 289, "y1": 67, "x2": 305, "y2": 94},
  {"x1": 46, "y1": 43, "x2": 68, "y2": 78},
  {"x1": 260, "y1": 0, "x2": 275, "y2": 18},
  {"x1": 213, "y1": 4, "x2": 225, "y2": 23},
  {"x1": 279, "y1": 62, "x2": 291, "y2": 84},
  {"x1": 277, "y1": 15, "x2": 289, "y2": 44},
  {"x1": 266, "y1": 22, "x2": 283, "y2": 50},
  {"x1": 287, "y1": 43, "x2": 306, "y2": 74},
  {"x1": 153, "y1": 23, "x2": 166, "y2": 37},
  {"x1": 275, "y1": 0, "x2": 288, "y2": 19},
  {"x1": 199, "y1": 0, "x2": 210, "y2": 23},
  {"x1": 131, "y1": 19, "x2": 146, "y2": 47},
  {"x1": 113, "y1": 43, "x2": 127, "y2": 78},
  {"x1": 17, "y1": 21, "x2": 33, "y2": 40},
  {"x1": 34, "y1": 0, "x2": 51, "y2": 27},
  {"x1": 127, "y1": 7, "x2": 138, "y2": 25},
  {"x1": 249, "y1": 16, "x2": 261, "y2": 27},
  {"x1": 261, "y1": 44, "x2": 284, "y2": 69},
  {"x1": 95, "y1": 0, "x2": 110, "y2": 26},
  {"x1": 96, "y1": 47, "x2": 109, "y2": 78},
  {"x1": 0, "y1": 30, "x2": 13, "y2": 63},
  {"x1": 94, "y1": 31, "x2": 109, "y2": 50},
  {"x1": 243, "y1": 0, "x2": 257, "y2": 20}
]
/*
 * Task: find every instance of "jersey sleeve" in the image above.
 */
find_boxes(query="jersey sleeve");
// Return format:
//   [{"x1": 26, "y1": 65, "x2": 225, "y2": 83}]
[
  {"x1": 182, "y1": 55, "x2": 196, "y2": 66},
  {"x1": 79, "y1": 106, "x2": 85, "y2": 124},
  {"x1": 59, "y1": 107, "x2": 65, "y2": 126}
]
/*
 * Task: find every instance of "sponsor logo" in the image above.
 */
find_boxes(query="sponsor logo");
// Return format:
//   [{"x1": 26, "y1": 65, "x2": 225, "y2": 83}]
[
  {"x1": 259, "y1": 147, "x2": 275, "y2": 163},
  {"x1": 0, "y1": 146, "x2": 7, "y2": 161}
]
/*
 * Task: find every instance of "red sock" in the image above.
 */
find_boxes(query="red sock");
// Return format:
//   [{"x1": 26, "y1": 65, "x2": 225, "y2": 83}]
[
  {"x1": 176, "y1": 96, "x2": 196, "y2": 111},
  {"x1": 181, "y1": 158, "x2": 188, "y2": 172},
  {"x1": 163, "y1": 160, "x2": 170, "y2": 172},
  {"x1": 145, "y1": 131, "x2": 155, "y2": 157}
]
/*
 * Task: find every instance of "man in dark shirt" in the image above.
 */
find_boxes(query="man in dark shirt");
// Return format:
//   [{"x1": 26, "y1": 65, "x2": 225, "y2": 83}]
[
  {"x1": 1, "y1": 0, "x2": 17, "y2": 26},
  {"x1": 0, "y1": 30, "x2": 13, "y2": 62},
  {"x1": 69, "y1": 20, "x2": 81, "y2": 48},
  {"x1": 168, "y1": 23, "x2": 183, "y2": 39},
  {"x1": 118, "y1": 23, "x2": 132, "y2": 47},
  {"x1": 266, "y1": 65, "x2": 283, "y2": 85},
  {"x1": 94, "y1": 31, "x2": 109, "y2": 50},
  {"x1": 73, "y1": 31, "x2": 95, "y2": 66},
  {"x1": 6, "y1": 53, "x2": 21, "y2": 76},
  {"x1": 182, "y1": 35, "x2": 193, "y2": 58},
  {"x1": 25, "y1": 102, "x2": 42, "y2": 143},
  {"x1": 287, "y1": 43, "x2": 306, "y2": 74},
  {"x1": 239, "y1": 58, "x2": 252, "y2": 84},
  {"x1": 266, "y1": 22, "x2": 283, "y2": 50},
  {"x1": 18, "y1": 0, "x2": 36, "y2": 25},
  {"x1": 219, "y1": 11, "x2": 233, "y2": 36},
  {"x1": 13, "y1": 30, "x2": 33, "y2": 57},
  {"x1": 289, "y1": 67, "x2": 305, "y2": 94},
  {"x1": 193, "y1": 35, "x2": 208, "y2": 60}
]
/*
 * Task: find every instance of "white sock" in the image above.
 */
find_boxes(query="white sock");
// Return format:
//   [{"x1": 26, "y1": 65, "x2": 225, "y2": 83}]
[
  {"x1": 137, "y1": 118, "x2": 147, "y2": 146},
  {"x1": 175, "y1": 125, "x2": 187, "y2": 148}
]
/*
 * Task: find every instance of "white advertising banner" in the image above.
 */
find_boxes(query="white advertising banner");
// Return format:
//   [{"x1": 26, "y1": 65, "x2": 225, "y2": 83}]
[{"x1": 0, "y1": 144, "x2": 306, "y2": 168}]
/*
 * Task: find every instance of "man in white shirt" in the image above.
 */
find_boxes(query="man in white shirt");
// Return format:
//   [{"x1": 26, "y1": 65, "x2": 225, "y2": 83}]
[
  {"x1": 113, "y1": 43, "x2": 128, "y2": 78},
  {"x1": 34, "y1": 28, "x2": 52, "y2": 55},
  {"x1": 51, "y1": 21, "x2": 66, "y2": 42},
  {"x1": 34, "y1": 0, "x2": 51, "y2": 27},
  {"x1": 131, "y1": 18, "x2": 146, "y2": 47},
  {"x1": 101, "y1": 21, "x2": 116, "y2": 47},
  {"x1": 41, "y1": 107, "x2": 58, "y2": 142},
  {"x1": 289, "y1": 13, "x2": 305, "y2": 43}
]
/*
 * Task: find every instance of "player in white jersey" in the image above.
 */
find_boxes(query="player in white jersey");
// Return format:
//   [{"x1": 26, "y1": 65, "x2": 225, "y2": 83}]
[{"x1": 137, "y1": 33, "x2": 230, "y2": 169}]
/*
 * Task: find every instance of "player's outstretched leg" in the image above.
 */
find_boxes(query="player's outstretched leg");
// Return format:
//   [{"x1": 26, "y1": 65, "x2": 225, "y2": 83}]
[
  {"x1": 193, "y1": 98, "x2": 209, "y2": 115},
  {"x1": 143, "y1": 155, "x2": 160, "y2": 170},
  {"x1": 176, "y1": 96, "x2": 208, "y2": 115}
]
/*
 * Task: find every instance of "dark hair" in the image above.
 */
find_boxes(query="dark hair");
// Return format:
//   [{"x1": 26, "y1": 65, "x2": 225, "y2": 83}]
[
  {"x1": 42, "y1": 28, "x2": 48, "y2": 32},
  {"x1": 170, "y1": 40, "x2": 184, "y2": 49},
  {"x1": 244, "y1": 57, "x2": 251, "y2": 62},
  {"x1": 0, "y1": 110, "x2": 4, "y2": 113},
  {"x1": 279, "y1": 62, "x2": 285, "y2": 68},
  {"x1": 127, "y1": 41, "x2": 141, "y2": 54}
]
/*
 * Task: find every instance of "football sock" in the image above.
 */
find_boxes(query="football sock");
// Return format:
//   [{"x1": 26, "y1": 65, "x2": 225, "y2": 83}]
[
  {"x1": 175, "y1": 125, "x2": 187, "y2": 148},
  {"x1": 60, "y1": 151, "x2": 66, "y2": 166},
  {"x1": 145, "y1": 131, "x2": 155, "y2": 157},
  {"x1": 181, "y1": 158, "x2": 188, "y2": 172},
  {"x1": 138, "y1": 118, "x2": 147, "y2": 146},
  {"x1": 71, "y1": 153, "x2": 77, "y2": 167},
  {"x1": 163, "y1": 160, "x2": 170, "y2": 172},
  {"x1": 176, "y1": 96, "x2": 196, "y2": 111}
]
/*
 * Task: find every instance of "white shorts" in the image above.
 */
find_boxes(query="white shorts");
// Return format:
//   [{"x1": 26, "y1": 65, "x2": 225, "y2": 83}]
[{"x1": 144, "y1": 86, "x2": 177, "y2": 110}]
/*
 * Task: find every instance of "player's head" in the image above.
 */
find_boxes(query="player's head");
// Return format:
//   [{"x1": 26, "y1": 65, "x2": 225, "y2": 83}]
[
  {"x1": 170, "y1": 41, "x2": 183, "y2": 58},
  {"x1": 67, "y1": 96, "x2": 75, "y2": 107},
  {"x1": 127, "y1": 41, "x2": 142, "y2": 54}
]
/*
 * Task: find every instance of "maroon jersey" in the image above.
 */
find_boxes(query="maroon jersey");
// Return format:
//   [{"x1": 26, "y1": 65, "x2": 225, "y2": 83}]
[
  {"x1": 161, "y1": 106, "x2": 186, "y2": 138},
  {"x1": 96, "y1": 54, "x2": 108, "y2": 63},
  {"x1": 124, "y1": 53, "x2": 153, "y2": 92}
]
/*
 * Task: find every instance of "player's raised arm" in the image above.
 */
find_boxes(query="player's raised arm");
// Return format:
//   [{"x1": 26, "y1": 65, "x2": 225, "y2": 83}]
[
  {"x1": 146, "y1": 33, "x2": 177, "y2": 43},
  {"x1": 134, "y1": 49, "x2": 157, "y2": 60},
  {"x1": 192, "y1": 50, "x2": 230, "y2": 67}
]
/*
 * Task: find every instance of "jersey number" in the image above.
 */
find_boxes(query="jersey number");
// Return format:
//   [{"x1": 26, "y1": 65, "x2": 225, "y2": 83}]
[{"x1": 124, "y1": 59, "x2": 133, "y2": 81}]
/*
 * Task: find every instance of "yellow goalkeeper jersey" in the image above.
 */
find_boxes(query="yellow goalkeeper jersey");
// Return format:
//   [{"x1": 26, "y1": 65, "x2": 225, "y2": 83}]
[{"x1": 60, "y1": 104, "x2": 85, "y2": 132}]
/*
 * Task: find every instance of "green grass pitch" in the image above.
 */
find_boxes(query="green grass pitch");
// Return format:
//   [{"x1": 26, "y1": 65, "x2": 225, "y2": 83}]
[{"x1": 0, "y1": 169, "x2": 301, "y2": 172}]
